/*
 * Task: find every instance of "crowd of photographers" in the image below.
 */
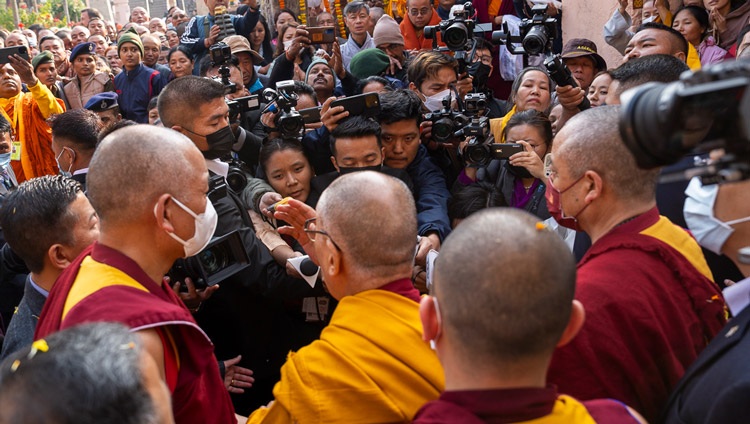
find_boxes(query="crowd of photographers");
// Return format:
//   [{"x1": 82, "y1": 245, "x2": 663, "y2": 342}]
[{"x1": 0, "y1": 0, "x2": 749, "y2": 422}]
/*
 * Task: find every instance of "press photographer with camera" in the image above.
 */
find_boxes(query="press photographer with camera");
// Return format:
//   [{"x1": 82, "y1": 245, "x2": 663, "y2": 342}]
[{"x1": 158, "y1": 76, "x2": 322, "y2": 413}]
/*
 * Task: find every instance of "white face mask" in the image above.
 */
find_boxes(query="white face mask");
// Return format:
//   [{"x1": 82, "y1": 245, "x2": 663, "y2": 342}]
[
  {"x1": 161, "y1": 196, "x2": 218, "y2": 258},
  {"x1": 422, "y1": 88, "x2": 451, "y2": 112},
  {"x1": 283, "y1": 39, "x2": 293, "y2": 51},
  {"x1": 55, "y1": 148, "x2": 74, "y2": 178},
  {"x1": 684, "y1": 177, "x2": 750, "y2": 255}
]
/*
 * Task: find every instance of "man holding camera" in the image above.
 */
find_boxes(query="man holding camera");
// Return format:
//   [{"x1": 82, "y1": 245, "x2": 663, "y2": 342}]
[
  {"x1": 544, "y1": 106, "x2": 726, "y2": 422},
  {"x1": 180, "y1": 0, "x2": 261, "y2": 75}
]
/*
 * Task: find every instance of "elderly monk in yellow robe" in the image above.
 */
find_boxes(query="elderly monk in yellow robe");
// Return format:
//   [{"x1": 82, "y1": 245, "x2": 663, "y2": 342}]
[
  {"x1": 0, "y1": 54, "x2": 65, "y2": 183},
  {"x1": 247, "y1": 171, "x2": 444, "y2": 423}
]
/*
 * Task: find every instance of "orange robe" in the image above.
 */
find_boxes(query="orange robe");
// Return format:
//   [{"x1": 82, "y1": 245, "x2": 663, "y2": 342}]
[
  {"x1": 0, "y1": 81, "x2": 65, "y2": 183},
  {"x1": 400, "y1": 9, "x2": 444, "y2": 51}
]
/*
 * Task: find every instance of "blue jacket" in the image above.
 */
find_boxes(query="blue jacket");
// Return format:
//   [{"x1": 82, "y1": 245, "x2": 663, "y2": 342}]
[
  {"x1": 407, "y1": 145, "x2": 452, "y2": 241},
  {"x1": 180, "y1": 10, "x2": 260, "y2": 75},
  {"x1": 114, "y1": 63, "x2": 164, "y2": 123}
]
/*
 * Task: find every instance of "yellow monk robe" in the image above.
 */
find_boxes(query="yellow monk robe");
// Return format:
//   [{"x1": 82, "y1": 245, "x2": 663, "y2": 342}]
[
  {"x1": 489, "y1": 104, "x2": 517, "y2": 143},
  {"x1": 247, "y1": 289, "x2": 445, "y2": 423},
  {"x1": 0, "y1": 80, "x2": 65, "y2": 183}
]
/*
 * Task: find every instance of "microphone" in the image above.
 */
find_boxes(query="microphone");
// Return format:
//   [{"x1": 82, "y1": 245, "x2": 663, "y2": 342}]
[{"x1": 299, "y1": 257, "x2": 319, "y2": 277}]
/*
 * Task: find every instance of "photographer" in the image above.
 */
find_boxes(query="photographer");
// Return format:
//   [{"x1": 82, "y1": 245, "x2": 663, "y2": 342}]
[
  {"x1": 469, "y1": 37, "x2": 511, "y2": 119},
  {"x1": 158, "y1": 76, "x2": 321, "y2": 412},
  {"x1": 458, "y1": 110, "x2": 551, "y2": 220}
]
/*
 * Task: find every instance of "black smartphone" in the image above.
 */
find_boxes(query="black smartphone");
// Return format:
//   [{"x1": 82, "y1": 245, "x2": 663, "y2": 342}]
[
  {"x1": 331, "y1": 92, "x2": 381, "y2": 118},
  {"x1": 299, "y1": 106, "x2": 322, "y2": 124},
  {"x1": 490, "y1": 143, "x2": 525, "y2": 159},
  {"x1": 0, "y1": 46, "x2": 30, "y2": 65},
  {"x1": 307, "y1": 26, "x2": 336, "y2": 44}
]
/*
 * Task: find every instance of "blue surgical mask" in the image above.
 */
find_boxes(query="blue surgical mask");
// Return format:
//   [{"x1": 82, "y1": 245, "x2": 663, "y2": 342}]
[
  {"x1": 0, "y1": 152, "x2": 10, "y2": 169},
  {"x1": 55, "y1": 148, "x2": 74, "y2": 178}
]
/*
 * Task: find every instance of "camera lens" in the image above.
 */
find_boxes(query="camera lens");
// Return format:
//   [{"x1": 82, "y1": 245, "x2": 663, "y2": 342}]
[
  {"x1": 198, "y1": 245, "x2": 229, "y2": 275},
  {"x1": 278, "y1": 114, "x2": 304, "y2": 138},
  {"x1": 444, "y1": 23, "x2": 469, "y2": 50},
  {"x1": 466, "y1": 144, "x2": 490, "y2": 166},
  {"x1": 433, "y1": 118, "x2": 455, "y2": 142},
  {"x1": 523, "y1": 26, "x2": 548, "y2": 55}
]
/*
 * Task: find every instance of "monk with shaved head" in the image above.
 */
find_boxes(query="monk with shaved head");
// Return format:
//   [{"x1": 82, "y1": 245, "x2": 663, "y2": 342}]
[
  {"x1": 247, "y1": 171, "x2": 444, "y2": 423},
  {"x1": 545, "y1": 106, "x2": 726, "y2": 421},
  {"x1": 414, "y1": 208, "x2": 645, "y2": 422},
  {"x1": 35, "y1": 125, "x2": 239, "y2": 423}
]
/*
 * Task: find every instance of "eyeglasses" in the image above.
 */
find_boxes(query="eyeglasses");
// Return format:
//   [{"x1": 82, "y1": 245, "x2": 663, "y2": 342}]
[
  {"x1": 304, "y1": 217, "x2": 341, "y2": 251},
  {"x1": 409, "y1": 7, "x2": 431, "y2": 16}
]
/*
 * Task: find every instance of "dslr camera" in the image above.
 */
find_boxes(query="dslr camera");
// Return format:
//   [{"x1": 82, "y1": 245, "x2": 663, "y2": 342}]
[
  {"x1": 424, "y1": 92, "x2": 469, "y2": 143},
  {"x1": 619, "y1": 59, "x2": 750, "y2": 184},
  {"x1": 424, "y1": 2, "x2": 475, "y2": 51},
  {"x1": 263, "y1": 80, "x2": 305, "y2": 139},
  {"x1": 209, "y1": 42, "x2": 236, "y2": 94}
]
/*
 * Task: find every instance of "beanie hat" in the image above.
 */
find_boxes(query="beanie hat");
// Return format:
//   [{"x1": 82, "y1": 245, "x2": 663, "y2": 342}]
[
  {"x1": 349, "y1": 48, "x2": 390, "y2": 79},
  {"x1": 70, "y1": 42, "x2": 97, "y2": 62},
  {"x1": 117, "y1": 28, "x2": 144, "y2": 57},
  {"x1": 305, "y1": 56, "x2": 337, "y2": 86},
  {"x1": 373, "y1": 15, "x2": 404, "y2": 47},
  {"x1": 32, "y1": 51, "x2": 54, "y2": 72}
]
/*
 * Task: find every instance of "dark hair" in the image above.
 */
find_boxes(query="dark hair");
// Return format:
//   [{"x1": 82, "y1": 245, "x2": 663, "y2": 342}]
[
  {"x1": 356, "y1": 76, "x2": 394, "y2": 94},
  {"x1": 254, "y1": 14, "x2": 275, "y2": 63},
  {"x1": 147, "y1": 96, "x2": 159, "y2": 112},
  {"x1": 610, "y1": 54, "x2": 689, "y2": 96},
  {"x1": 473, "y1": 36, "x2": 495, "y2": 53},
  {"x1": 503, "y1": 109, "x2": 553, "y2": 149},
  {"x1": 293, "y1": 80, "x2": 316, "y2": 98},
  {"x1": 330, "y1": 116, "x2": 382, "y2": 156},
  {"x1": 97, "y1": 119, "x2": 138, "y2": 142},
  {"x1": 636, "y1": 22, "x2": 689, "y2": 56},
  {"x1": 274, "y1": 22, "x2": 300, "y2": 58},
  {"x1": 0, "y1": 176, "x2": 83, "y2": 273},
  {"x1": 166, "y1": 44, "x2": 192, "y2": 64},
  {"x1": 448, "y1": 182, "x2": 507, "y2": 223},
  {"x1": 377, "y1": 89, "x2": 423, "y2": 125},
  {"x1": 273, "y1": 9, "x2": 298, "y2": 36},
  {"x1": 673, "y1": 6, "x2": 709, "y2": 40},
  {"x1": 259, "y1": 138, "x2": 309, "y2": 177},
  {"x1": 0, "y1": 322, "x2": 157, "y2": 424},
  {"x1": 0, "y1": 114, "x2": 10, "y2": 135},
  {"x1": 81, "y1": 7, "x2": 103, "y2": 20},
  {"x1": 198, "y1": 52, "x2": 240, "y2": 76},
  {"x1": 343, "y1": 1, "x2": 370, "y2": 16},
  {"x1": 406, "y1": 50, "x2": 458, "y2": 91},
  {"x1": 509, "y1": 66, "x2": 552, "y2": 106},
  {"x1": 48, "y1": 109, "x2": 101, "y2": 152},
  {"x1": 39, "y1": 35, "x2": 63, "y2": 49},
  {"x1": 159, "y1": 76, "x2": 226, "y2": 127},
  {"x1": 736, "y1": 24, "x2": 750, "y2": 50}
]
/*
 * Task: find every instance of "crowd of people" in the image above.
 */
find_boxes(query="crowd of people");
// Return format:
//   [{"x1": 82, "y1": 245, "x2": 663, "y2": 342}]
[{"x1": 0, "y1": 0, "x2": 749, "y2": 422}]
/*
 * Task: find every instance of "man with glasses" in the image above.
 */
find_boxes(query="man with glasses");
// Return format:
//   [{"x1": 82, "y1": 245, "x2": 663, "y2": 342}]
[
  {"x1": 247, "y1": 171, "x2": 444, "y2": 423},
  {"x1": 400, "y1": 0, "x2": 444, "y2": 51},
  {"x1": 340, "y1": 1, "x2": 376, "y2": 71}
]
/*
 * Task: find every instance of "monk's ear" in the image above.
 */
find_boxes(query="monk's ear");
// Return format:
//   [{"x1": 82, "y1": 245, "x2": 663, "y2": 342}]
[
  {"x1": 419, "y1": 295, "x2": 440, "y2": 343},
  {"x1": 557, "y1": 300, "x2": 585, "y2": 347},
  {"x1": 153, "y1": 193, "x2": 176, "y2": 233},
  {"x1": 583, "y1": 170, "x2": 603, "y2": 204}
]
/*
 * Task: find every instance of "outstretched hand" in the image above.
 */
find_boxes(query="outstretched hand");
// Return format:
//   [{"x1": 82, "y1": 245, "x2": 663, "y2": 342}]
[
  {"x1": 222, "y1": 355, "x2": 255, "y2": 394},
  {"x1": 274, "y1": 198, "x2": 318, "y2": 262}
]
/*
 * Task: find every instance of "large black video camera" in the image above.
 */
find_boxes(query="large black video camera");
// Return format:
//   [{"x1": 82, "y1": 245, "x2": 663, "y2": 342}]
[
  {"x1": 491, "y1": 4, "x2": 589, "y2": 110},
  {"x1": 424, "y1": 2, "x2": 478, "y2": 75},
  {"x1": 424, "y1": 92, "x2": 470, "y2": 143},
  {"x1": 263, "y1": 80, "x2": 305, "y2": 139},
  {"x1": 619, "y1": 59, "x2": 750, "y2": 184}
]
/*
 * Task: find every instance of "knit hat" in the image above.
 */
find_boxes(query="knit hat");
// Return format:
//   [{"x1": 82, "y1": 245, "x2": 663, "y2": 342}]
[
  {"x1": 32, "y1": 51, "x2": 54, "y2": 72},
  {"x1": 224, "y1": 35, "x2": 265, "y2": 65},
  {"x1": 85, "y1": 92, "x2": 119, "y2": 112},
  {"x1": 373, "y1": 15, "x2": 404, "y2": 47},
  {"x1": 305, "y1": 56, "x2": 337, "y2": 86},
  {"x1": 561, "y1": 38, "x2": 607, "y2": 72},
  {"x1": 70, "y1": 42, "x2": 97, "y2": 62},
  {"x1": 117, "y1": 28, "x2": 144, "y2": 57},
  {"x1": 349, "y1": 48, "x2": 390, "y2": 79}
]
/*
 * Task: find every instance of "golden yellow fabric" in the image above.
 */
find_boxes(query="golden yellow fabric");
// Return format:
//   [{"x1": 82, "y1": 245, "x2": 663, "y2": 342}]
[
  {"x1": 686, "y1": 43, "x2": 702, "y2": 71},
  {"x1": 247, "y1": 289, "x2": 444, "y2": 424},
  {"x1": 62, "y1": 256, "x2": 150, "y2": 320},
  {"x1": 489, "y1": 105, "x2": 517, "y2": 143},
  {"x1": 516, "y1": 395, "x2": 598, "y2": 424},
  {"x1": 639, "y1": 215, "x2": 713, "y2": 281}
]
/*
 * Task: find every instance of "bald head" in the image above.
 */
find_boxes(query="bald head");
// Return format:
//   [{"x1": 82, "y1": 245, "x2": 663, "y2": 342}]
[
  {"x1": 555, "y1": 106, "x2": 660, "y2": 202},
  {"x1": 318, "y1": 171, "x2": 417, "y2": 275},
  {"x1": 434, "y1": 208, "x2": 576, "y2": 362},
  {"x1": 87, "y1": 125, "x2": 204, "y2": 224}
]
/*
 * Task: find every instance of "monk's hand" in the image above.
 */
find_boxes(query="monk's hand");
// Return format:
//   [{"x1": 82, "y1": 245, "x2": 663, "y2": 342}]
[
  {"x1": 9, "y1": 54, "x2": 38, "y2": 87},
  {"x1": 222, "y1": 355, "x2": 255, "y2": 393},
  {"x1": 275, "y1": 198, "x2": 318, "y2": 262}
]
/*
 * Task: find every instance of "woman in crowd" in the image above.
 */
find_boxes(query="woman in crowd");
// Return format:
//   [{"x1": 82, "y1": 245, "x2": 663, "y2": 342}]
[
  {"x1": 489, "y1": 67, "x2": 552, "y2": 142},
  {"x1": 673, "y1": 6, "x2": 728, "y2": 65},
  {"x1": 250, "y1": 15, "x2": 275, "y2": 68},
  {"x1": 166, "y1": 28, "x2": 180, "y2": 48},
  {"x1": 271, "y1": 22, "x2": 313, "y2": 81},
  {"x1": 587, "y1": 71, "x2": 612, "y2": 107},
  {"x1": 461, "y1": 110, "x2": 553, "y2": 220},
  {"x1": 104, "y1": 46, "x2": 122, "y2": 76},
  {"x1": 703, "y1": 0, "x2": 750, "y2": 50},
  {"x1": 260, "y1": 138, "x2": 321, "y2": 208},
  {"x1": 273, "y1": 9, "x2": 298, "y2": 46},
  {"x1": 167, "y1": 45, "x2": 194, "y2": 80}
]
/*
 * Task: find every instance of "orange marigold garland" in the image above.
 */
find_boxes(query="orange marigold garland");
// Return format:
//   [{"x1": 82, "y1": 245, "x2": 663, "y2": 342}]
[
  {"x1": 335, "y1": 0, "x2": 346, "y2": 38},
  {"x1": 279, "y1": 0, "x2": 285, "y2": 10},
  {"x1": 299, "y1": 0, "x2": 307, "y2": 24}
]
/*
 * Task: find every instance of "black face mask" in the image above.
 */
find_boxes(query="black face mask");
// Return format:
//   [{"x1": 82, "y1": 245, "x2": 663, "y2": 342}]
[
  {"x1": 468, "y1": 61, "x2": 491, "y2": 89},
  {"x1": 504, "y1": 160, "x2": 534, "y2": 179},
  {"x1": 337, "y1": 164, "x2": 382, "y2": 175},
  {"x1": 202, "y1": 125, "x2": 235, "y2": 160}
]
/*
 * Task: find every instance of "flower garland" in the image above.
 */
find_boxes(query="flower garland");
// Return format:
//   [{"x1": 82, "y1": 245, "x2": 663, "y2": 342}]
[
  {"x1": 299, "y1": 0, "x2": 307, "y2": 24},
  {"x1": 279, "y1": 0, "x2": 285, "y2": 10},
  {"x1": 335, "y1": 0, "x2": 346, "y2": 38}
]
